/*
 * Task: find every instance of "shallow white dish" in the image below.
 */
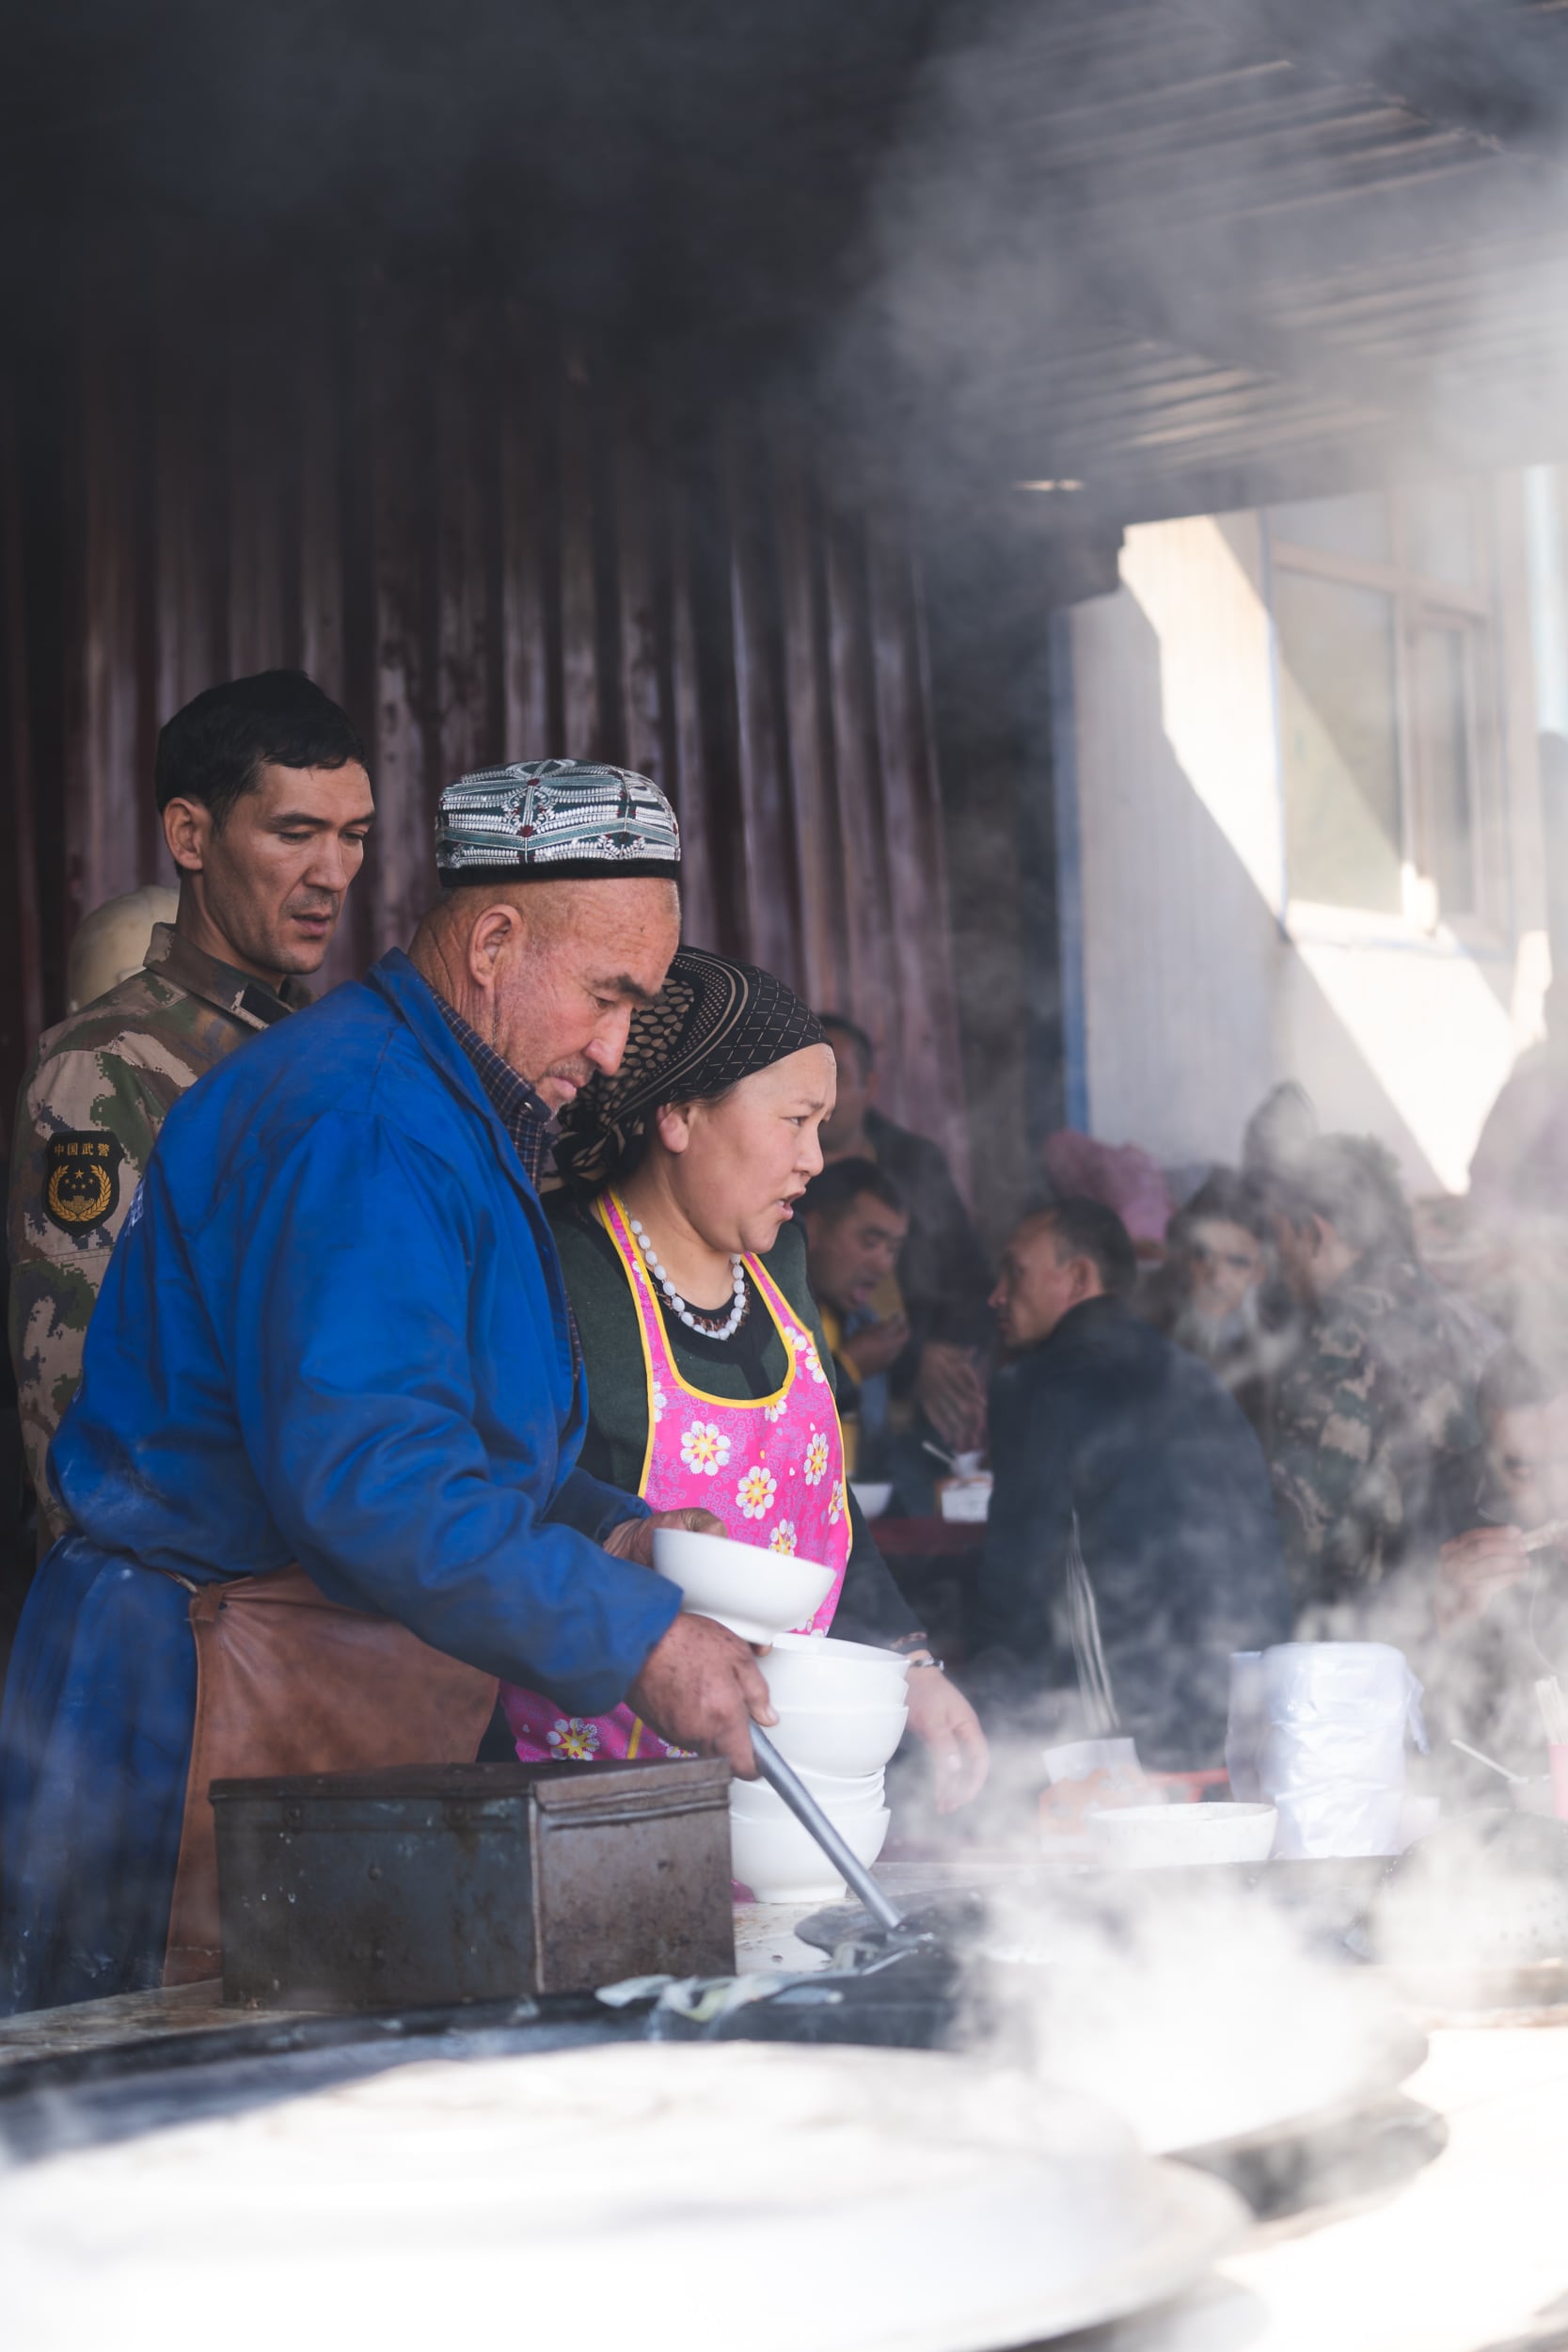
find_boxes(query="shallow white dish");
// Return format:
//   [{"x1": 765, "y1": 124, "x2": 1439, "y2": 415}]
[
  {"x1": 760, "y1": 1629, "x2": 911, "y2": 1708},
  {"x1": 0, "y1": 2042, "x2": 1247, "y2": 2352},
  {"x1": 769, "y1": 1699, "x2": 908, "y2": 1777},
  {"x1": 1087, "y1": 1802, "x2": 1277, "y2": 1869},
  {"x1": 651, "y1": 1526, "x2": 833, "y2": 1643},
  {"x1": 849, "y1": 1480, "x2": 893, "y2": 1518},
  {"x1": 730, "y1": 1801, "x2": 892, "y2": 1899}
]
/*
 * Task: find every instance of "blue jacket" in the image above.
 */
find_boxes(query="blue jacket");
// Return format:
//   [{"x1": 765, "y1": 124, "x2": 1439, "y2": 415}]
[
  {"x1": 0, "y1": 952, "x2": 672, "y2": 2012},
  {"x1": 53, "y1": 948, "x2": 671, "y2": 1699}
]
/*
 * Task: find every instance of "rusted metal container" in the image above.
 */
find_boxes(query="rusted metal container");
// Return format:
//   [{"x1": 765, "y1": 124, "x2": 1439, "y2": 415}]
[{"x1": 212, "y1": 1758, "x2": 736, "y2": 2010}]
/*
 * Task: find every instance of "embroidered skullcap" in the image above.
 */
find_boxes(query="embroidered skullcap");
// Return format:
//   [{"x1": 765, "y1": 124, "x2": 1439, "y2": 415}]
[
  {"x1": 553, "y1": 946, "x2": 828, "y2": 1195},
  {"x1": 436, "y1": 758, "x2": 680, "y2": 885}
]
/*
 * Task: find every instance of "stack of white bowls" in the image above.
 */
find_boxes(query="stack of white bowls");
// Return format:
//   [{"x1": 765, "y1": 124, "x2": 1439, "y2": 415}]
[
  {"x1": 735, "y1": 1630, "x2": 910, "y2": 1900},
  {"x1": 649, "y1": 1528, "x2": 911, "y2": 1903}
]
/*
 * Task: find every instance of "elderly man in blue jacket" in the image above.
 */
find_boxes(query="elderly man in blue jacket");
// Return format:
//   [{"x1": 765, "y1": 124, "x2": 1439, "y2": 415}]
[{"x1": 0, "y1": 761, "x2": 774, "y2": 2013}]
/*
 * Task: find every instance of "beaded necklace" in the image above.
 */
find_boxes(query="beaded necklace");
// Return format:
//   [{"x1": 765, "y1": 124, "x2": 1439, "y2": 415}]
[{"x1": 627, "y1": 1215, "x2": 750, "y2": 1342}]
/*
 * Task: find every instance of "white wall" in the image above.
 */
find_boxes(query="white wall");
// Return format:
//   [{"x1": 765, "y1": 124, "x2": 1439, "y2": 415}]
[{"x1": 1066, "y1": 492, "x2": 1549, "y2": 1194}]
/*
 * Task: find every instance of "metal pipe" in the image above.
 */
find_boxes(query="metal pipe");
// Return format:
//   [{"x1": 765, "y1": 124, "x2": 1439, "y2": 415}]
[{"x1": 748, "y1": 1726, "x2": 905, "y2": 1935}]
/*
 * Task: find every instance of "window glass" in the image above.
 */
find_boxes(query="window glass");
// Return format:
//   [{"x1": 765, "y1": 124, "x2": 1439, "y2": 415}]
[
  {"x1": 1267, "y1": 493, "x2": 1391, "y2": 566},
  {"x1": 1403, "y1": 483, "x2": 1477, "y2": 590},
  {"x1": 1412, "y1": 625, "x2": 1477, "y2": 915},
  {"x1": 1275, "y1": 570, "x2": 1402, "y2": 911}
]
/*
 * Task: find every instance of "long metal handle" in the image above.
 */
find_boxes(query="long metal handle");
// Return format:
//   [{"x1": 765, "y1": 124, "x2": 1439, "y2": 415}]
[{"x1": 748, "y1": 1724, "x2": 904, "y2": 1933}]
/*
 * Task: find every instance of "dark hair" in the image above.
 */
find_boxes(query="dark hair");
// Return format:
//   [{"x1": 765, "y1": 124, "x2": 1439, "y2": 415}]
[
  {"x1": 1033, "y1": 1197, "x2": 1138, "y2": 1299},
  {"x1": 154, "y1": 670, "x2": 367, "y2": 827},
  {"x1": 801, "y1": 1156, "x2": 907, "y2": 1223},
  {"x1": 1269, "y1": 1135, "x2": 1415, "y2": 1262},
  {"x1": 818, "y1": 1013, "x2": 875, "y2": 1074},
  {"x1": 1479, "y1": 1345, "x2": 1568, "y2": 1425},
  {"x1": 1168, "y1": 1168, "x2": 1271, "y2": 1252}
]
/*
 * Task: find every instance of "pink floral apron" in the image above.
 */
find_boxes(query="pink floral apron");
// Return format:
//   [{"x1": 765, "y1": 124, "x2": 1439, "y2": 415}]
[{"x1": 502, "y1": 1189, "x2": 850, "y2": 1763}]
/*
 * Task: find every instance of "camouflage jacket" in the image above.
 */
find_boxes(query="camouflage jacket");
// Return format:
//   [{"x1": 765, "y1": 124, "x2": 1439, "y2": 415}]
[
  {"x1": 1268, "y1": 1251, "x2": 1480, "y2": 1617},
  {"x1": 7, "y1": 923, "x2": 309, "y2": 1548}
]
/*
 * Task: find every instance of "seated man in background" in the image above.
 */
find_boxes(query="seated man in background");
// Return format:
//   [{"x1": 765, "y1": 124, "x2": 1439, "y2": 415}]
[
  {"x1": 968, "y1": 1200, "x2": 1291, "y2": 1769},
  {"x1": 1267, "y1": 1135, "x2": 1480, "y2": 1626},
  {"x1": 817, "y1": 1014, "x2": 992, "y2": 1463},
  {"x1": 1142, "y1": 1168, "x2": 1294, "y2": 1445},
  {"x1": 1422, "y1": 1345, "x2": 1568, "y2": 1778},
  {"x1": 800, "y1": 1159, "x2": 911, "y2": 1468}
]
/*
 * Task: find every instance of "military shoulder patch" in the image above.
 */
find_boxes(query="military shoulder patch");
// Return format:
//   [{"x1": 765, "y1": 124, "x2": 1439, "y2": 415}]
[{"x1": 43, "y1": 1130, "x2": 125, "y2": 1235}]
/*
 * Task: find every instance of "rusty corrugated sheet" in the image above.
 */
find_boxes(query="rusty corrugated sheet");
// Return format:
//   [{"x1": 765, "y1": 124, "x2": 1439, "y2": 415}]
[{"x1": 0, "y1": 261, "x2": 970, "y2": 1187}]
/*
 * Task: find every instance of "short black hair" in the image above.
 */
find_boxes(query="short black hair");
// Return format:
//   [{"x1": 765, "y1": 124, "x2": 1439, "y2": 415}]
[
  {"x1": 1032, "y1": 1198, "x2": 1138, "y2": 1299},
  {"x1": 1479, "y1": 1345, "x2": 1568, "y2": 1425},
  {"x1": 1168, "y1": 1168, "x2": 1272, "y2": 1251},
  {"x1": 154, "y1": 670, "x2": 367, "y2": 828},
  {"x1": 801, "y1": 1156, "x2": 907, "y2": 1223},
  {"x1": 818, "y1": 1013, "x2": 875, "y2": 1074}
]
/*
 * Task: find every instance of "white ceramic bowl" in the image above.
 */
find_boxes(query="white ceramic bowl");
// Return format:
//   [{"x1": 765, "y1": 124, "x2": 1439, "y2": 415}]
[
  {"x1": 651, "y1": 1526, "x2": 834, "y2": 1643},
  {"x1": 730, "y1": 1802, "x2": 892, "y2": 1900},
  {"x1": 730, "y1": 1765, "x2": 885, "y2": 1820},
  {"x1": 769, "y1": 1699, "x2": 908, "y2": 1777},
  {"x1": 759, "y1": 1629, "x2": 911, "y2": 1709},
  {"x1": 849, "y1": 1480, "x2": 893, "y2": 1519},
  {"x1": 1087, "y1": 1802, "x2": 1278, "y2": 1870}
]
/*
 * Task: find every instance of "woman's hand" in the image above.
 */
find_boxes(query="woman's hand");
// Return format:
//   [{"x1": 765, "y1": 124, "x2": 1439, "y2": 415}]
[
  {"x1": 604, "y1": 1507, "x2": 725, "y2": 1568},
  {"x1": 904, "y1": 1664, "x2": 990, "y2": 1811}
]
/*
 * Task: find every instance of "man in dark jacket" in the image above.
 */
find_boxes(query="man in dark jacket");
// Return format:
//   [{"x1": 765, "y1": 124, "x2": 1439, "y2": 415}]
[{"x1": 969, "y1": 1200, "x2": 1291, "y2": 1768}]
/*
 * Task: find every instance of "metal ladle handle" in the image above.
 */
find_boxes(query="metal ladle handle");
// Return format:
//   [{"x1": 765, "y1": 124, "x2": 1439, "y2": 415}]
[{"x1": 748, "y1": 1724, "x2": 905, "y2": 1933}]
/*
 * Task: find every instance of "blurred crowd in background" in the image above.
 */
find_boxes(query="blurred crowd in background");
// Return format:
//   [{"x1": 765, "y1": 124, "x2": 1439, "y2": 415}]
[{"x1": 8, "y1": 868, "x2": 1568, "y2": 1808}]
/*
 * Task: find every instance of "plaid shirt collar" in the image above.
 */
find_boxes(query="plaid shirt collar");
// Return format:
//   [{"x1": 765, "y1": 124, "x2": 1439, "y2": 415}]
[{"x1": 433, "y1": 995, "x2": 553, "y2": 1191}]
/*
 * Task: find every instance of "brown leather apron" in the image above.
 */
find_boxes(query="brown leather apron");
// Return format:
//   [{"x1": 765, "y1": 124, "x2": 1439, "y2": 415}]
[{"x1": 163, "y1": 1565, "x2": 499, "y2": 1986}]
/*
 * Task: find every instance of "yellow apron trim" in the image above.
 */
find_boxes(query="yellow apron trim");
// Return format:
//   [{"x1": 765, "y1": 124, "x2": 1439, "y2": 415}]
[
  {"x1": 600, "y1": 1190, "x2": 798, "y2": 1415},
  {"x1": 751, "y1": 1249, "x2": 851, "y2": 1497}
]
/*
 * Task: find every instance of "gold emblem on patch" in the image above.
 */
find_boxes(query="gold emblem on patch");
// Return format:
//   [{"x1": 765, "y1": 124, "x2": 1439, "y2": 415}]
[{"x1": 42, "y1": 1131, "x2": 123, "y2": 1235}]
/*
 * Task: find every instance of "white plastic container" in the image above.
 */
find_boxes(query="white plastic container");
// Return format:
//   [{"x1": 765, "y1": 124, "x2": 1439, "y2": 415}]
[{"x1": 1259, "y1": 1642, "x2": 1425, "y2": 1860}]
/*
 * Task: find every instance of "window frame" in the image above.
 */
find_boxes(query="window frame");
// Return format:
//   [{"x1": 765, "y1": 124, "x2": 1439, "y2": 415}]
[{"x1": 1267, "y1": 484, "x2": 1504, "y2": 952}]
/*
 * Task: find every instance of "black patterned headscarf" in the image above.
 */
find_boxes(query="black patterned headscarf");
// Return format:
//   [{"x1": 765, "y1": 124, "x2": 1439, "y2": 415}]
[{"x1": 552, "y1": 946, "x2": 828, "y2": 1195}]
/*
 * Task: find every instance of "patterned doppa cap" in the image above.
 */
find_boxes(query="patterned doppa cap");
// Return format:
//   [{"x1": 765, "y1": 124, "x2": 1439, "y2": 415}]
[{"x1": 436, "y1": 758, "x2": 681, "y2": 886}]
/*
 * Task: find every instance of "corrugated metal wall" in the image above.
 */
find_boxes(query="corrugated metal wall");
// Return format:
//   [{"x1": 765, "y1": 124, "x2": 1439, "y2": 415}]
[{"x1": 0, "y1": 262, "x2": 969, "y2": 1178}]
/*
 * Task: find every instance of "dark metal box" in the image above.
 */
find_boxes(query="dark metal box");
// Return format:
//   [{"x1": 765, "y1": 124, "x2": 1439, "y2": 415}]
[{"x1": 212, "y1": 1757, "x2": 736, "y2": 2010}]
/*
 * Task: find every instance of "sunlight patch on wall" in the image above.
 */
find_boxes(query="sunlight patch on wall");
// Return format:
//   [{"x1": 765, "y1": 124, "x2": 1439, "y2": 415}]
[{"x1": 1119, "y1": 514, "x2": 1284, "y2": 912}]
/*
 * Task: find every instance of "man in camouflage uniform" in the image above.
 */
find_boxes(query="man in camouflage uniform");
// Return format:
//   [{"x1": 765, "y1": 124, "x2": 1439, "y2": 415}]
[
  {"x1": 8, "y1": 670, "x2": 372, "y2": 1549},
  {"x1": 1267, "y1": 1135, "x2": 1481, "y2": 1620}
]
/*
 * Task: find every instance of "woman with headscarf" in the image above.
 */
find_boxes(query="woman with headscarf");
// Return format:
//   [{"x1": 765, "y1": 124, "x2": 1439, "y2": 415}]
[{"x1": 500, "y1": 946, "x2": 989, "y2": 1807}]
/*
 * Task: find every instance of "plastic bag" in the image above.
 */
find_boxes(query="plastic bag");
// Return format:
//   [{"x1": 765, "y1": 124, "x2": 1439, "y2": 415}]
[{"x1": 1257, "y1": 1642, "x2": 1426, "y2": 1859}]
